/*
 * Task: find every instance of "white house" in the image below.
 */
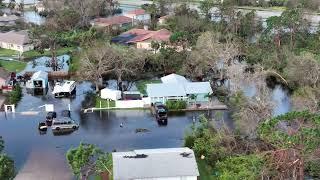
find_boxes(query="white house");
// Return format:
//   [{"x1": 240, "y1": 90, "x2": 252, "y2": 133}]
[
  {"x1": 0, "y1": 30, "x2": 34, "y2": 52},
  {"x1": 112, "y1": 147, "x2": 199, "y2": 180},
  {"x1": 124, "y1": 9, "x2": 150, "y2": 24},
  {"x1": 146, "y1": 74, "x2": 213, "y2": 104}
]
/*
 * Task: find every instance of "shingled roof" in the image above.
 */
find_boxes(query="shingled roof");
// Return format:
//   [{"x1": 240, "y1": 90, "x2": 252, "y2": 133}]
[
  {"x1": 0, "y1": 30, "x2": 30, "y2": 46},
  {"x1": 123, "y1": 28, "x2": 172, "y2": 43}
]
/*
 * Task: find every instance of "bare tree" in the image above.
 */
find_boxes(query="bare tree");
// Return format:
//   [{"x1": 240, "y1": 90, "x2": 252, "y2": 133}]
[
  {"x1": 284, "y1": 52, "x2": 320, "y2": 88},
  {"x1": 186, "y1": 31, "x2": 240, "y2": 82},
  {"x1": 79, "y1": 44, "x2": 115, "y2": 92},
  {"x1": 112, "y1": 47, "x2": 146, "y2": 91}
]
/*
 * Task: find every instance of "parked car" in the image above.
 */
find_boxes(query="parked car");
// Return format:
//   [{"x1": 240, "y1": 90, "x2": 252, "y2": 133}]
[
  {"x1": 153, "y1": 102, "x2": 168, "y2": 125},
  {"x1": 51, "y1": 118, "x2": 79, "y2": 132}
]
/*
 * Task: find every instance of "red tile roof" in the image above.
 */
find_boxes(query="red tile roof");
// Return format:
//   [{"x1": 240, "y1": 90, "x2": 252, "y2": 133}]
[
  {"x1": 94, "y1": 16, "x2": 132, "y2": 26},
  {"x1": 123, "y1": 28, "x2": 172, "y2": 43},
  {"x1": 125, "y1": 9, "x2": 147, "y2": 16}
]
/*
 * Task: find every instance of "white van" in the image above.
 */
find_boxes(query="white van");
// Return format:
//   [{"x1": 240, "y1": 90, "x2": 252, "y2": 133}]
[{"x1": 51, "y1": 118, "x2": 79, "y2": 131}]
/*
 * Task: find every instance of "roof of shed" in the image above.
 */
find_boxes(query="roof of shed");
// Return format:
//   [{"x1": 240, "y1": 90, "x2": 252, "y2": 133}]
[{"x1": 112, "y1": 148, "x2": 199, "y2": 180}]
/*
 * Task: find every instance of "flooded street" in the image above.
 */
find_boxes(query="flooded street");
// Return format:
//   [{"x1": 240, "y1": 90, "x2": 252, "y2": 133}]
[{"x1": 0, "y1": 82, "x2": 221, "y2": 173}]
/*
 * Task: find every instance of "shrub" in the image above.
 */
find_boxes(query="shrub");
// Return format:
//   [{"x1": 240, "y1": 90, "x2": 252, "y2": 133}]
[
  {"x1": 165, "y1": 100, "x2": 187, "y2": 110},
  {"x1": 215, "y1": 154, "x2": 264, "y2": 180},
  {"x1": 7, "y1": 85, "x2": 22, "y2": 105}
]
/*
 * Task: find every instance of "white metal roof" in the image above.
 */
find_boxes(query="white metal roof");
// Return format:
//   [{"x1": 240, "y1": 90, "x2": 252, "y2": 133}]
[
  {"x1": 52, "y1": 81, "x2": 76, "y2": 94},
  {"x1": 161, "y1": 73, "x2": 188, "y2": 84},
  {"x1": 146, "y1": 83, "x2": 186, "y2": 97},
  {"x1": 31, "y1": 71, "x2": 48, "y2": 80},
  {"x1": 184, "y1": 82, "x2": 213, "y2": 95},
  {"x1": 112, "y1": 147, "x2": 199, "y2": 180}
]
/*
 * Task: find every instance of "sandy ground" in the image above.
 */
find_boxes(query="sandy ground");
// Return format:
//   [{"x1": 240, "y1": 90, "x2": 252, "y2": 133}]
[{"x1": 14, "y1": 148, "x2": 73, "y2": 180}]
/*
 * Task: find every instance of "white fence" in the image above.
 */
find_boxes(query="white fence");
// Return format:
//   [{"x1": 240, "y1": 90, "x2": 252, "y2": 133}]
[{"x1": 115, "y1": 100, "x2": 145, "y2": 108}]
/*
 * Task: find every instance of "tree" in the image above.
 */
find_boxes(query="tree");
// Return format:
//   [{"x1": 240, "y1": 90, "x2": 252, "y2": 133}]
[
  {"x1": 0, "y1": 137, "x2": 15, "y2": 180},
  {"x1": 79, "y1": 43, "x2": 115, "y2": 92},
  {"x1": 284, "y1": 52, "x2": 320, "y2": 88},
  {"x1": 66, "y1": 143, "x2": 112, "y2": 180},
  {"x1": 266, "y1": 16, "x2": 283, "y2": 48},
  {"x1": 112, "y1": 46, "x2": 146, "y2": 91},
  {"x1": 199, "y1": 0, "x2": 216, "y2": 20},
  {"x1": 185, "y1": 31, "x2": 240, "y2": 83},
  {"x1": 8, "y1": 0, "x2": 16, "y2": 10},
  {"x1": 292, "y1": 86, "x2": 319, "y2": 113},
  {"x1": 281, "y1": 8, "x2": 306, "y2": 48}
]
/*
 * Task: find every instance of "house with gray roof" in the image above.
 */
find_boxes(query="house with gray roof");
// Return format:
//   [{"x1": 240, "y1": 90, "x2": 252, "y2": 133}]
[
  {"x1": 112, "y1": 147, "x2": 199, "y2": 180},
  {"x1": 0, "y1": 14, "x2": 20, "y2": 26},
  {"x1": 0, "y1": 30, "x2": 34, "y2": 52},
  {"x1": 146, "y1": 73, "x2": 213, "y2": 104}
]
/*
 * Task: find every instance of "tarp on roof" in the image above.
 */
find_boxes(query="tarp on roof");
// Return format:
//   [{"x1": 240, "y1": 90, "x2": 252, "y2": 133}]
[
  {"x1": 31, "y1": 71, "x2": 48, "y2": 81},
  {"x1": 146, "y1": 83, "x2": 186, "y2": 97},
  {"x1": 184, "y1": 82, "x2": 213, "y2": 95},
  {"x1": 112, "y1": 148, "x2": 199, "y2": 180},
  {"x1": 161, "y1": 73, "x2": 188, "y2": 84},
  {"x1": 100, "y1": 88, "x2": 121, "y2": 101}
]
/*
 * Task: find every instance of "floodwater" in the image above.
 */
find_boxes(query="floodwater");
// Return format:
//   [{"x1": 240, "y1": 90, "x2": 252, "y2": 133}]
[
  {"x1": 0, "y1": 82, "x2": 228, "y2": 173},
  {"x1": 23, "y1": 11, "x2": 45, "y2": 25}
]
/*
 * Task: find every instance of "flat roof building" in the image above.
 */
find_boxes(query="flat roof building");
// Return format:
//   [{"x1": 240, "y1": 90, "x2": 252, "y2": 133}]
[{"x1": 112, "y1": 147, "x2": 199, "y2": 180}]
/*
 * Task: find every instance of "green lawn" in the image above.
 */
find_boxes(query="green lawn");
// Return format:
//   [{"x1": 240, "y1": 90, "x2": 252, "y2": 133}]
[
  {"x1": 136, "y1": 79, "x2": 161, "y2": 96},
  {"x1": 0, "y1": 48, "x2": 19, "y2": 57},
  {"x1": 197, "y1": 159, "x2": 215, "y2": 180},
  {"x1": 0, "y1": 60, "x2": 27, "y2": 72},
  {"x1": 22, "y1": 47, "x2": 76, "y2": 60},
  {"x1": 95, "y1": 96, "x2": 116, "y2": 108}
]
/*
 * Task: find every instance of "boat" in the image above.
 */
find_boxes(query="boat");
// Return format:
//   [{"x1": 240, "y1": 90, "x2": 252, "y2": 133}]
[{"x1": 52, "y1": 80, "x2": 76, "y2": 98}]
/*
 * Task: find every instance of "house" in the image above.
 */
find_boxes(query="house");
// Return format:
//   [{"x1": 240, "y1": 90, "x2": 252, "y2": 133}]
[
  {"x1": 112, "y1": 147, "x2": 199, "y2": 180},
  {"x1": 0, "y1": 30, "x2": 34, "y2": 52},
  {"x1": 146, "y1": 74, "x2": 213, "y2": 104},
  {"x1": 91, "y1": 16, "x2": 133, "y2": 29},
  {"x1": 112, "y1": 28, "x2": 172, "y2": 50},
  {"x1": 0, "y1": 67, "x2": 9, "y2": 90},
  {"x1": 123, "y1": 9, "x2": 150, "y2": 24},
  {"x1": 0, "y1": 14, "x2": 20, "y2": 26}
]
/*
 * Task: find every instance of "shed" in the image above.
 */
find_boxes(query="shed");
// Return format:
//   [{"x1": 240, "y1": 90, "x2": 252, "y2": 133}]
[
  {"x1": 28, "y1": 71, "x2": 48, "y2": 89},
  {"x1": 100, "y1": 88, "x2": 121, "y2": 101},
  {"x1": 161, "y1": 73, "x2": 188, "y2": 84},
  {"x1": 146, "y1": 83, "x2": 187, "y2": 104},
  {"x1": 112, "y1": 148, "x2": 199, "y2": 180}
]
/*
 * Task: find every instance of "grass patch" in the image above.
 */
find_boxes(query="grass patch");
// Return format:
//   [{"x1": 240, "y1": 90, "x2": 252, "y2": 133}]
[
  {"x1": 197, "y1": 159, "x2": 215, "y2": 180},
  {"x1": 0, "y1": 48, "x2": 19, "y2": 57},
  {"x1": 0, "y1": 60, "x2": 27, "y2": 72},
  {"x1": 237, "y1": 6, "x2": 287, "y2": 11},
  {"x1": 95, "y1": 96, "x2": 116, "y2": 108},
  {"x1": 136, "y1": 79, "x2": 161, "y2": 96},
  {"x1": 22, "y1": 47, "x2": 76, "y2": 60}
]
